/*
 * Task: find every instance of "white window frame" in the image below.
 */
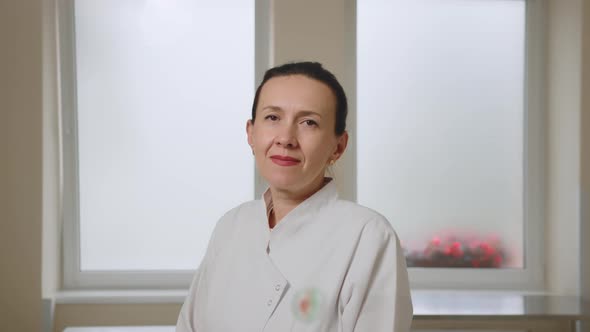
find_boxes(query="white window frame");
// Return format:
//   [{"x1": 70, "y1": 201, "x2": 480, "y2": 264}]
[
  {"x1": 395, "y1": 0, "x2": 547, "y2": 291},
  {"x1": 58, "y1": 0, "x2": 271, "y2": 290}
]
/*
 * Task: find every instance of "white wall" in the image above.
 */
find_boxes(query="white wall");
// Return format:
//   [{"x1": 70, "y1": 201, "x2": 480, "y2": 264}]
[
  {"x1": 0, "y1": 1, "x2": 43, "y2": 331},
  {"x1": 581, "y1": 0, "x2": 590, "y2": 311},
  {"x1": 545, "y1": 0, "x2": 582, "y2": 295}
]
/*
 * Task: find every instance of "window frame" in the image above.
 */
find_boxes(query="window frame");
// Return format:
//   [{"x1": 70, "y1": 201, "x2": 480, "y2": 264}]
[{"x1": 59, "y1": 0, "x2": 271, "y2": 290}]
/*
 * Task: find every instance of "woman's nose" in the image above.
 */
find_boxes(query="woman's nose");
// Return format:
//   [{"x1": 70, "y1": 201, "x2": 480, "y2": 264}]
[{"x1": 275, "y1": 125, "x2": 298, "y2": 148}]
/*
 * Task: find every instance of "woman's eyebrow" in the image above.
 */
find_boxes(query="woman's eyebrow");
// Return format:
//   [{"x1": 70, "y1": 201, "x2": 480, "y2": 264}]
[
  {"x1": 261, "y1": 106, "x2": 322, "y2": 118},
  {"x1": 297, "y1": 110, "x2": 322, "y2": 119},
  {"x1": 261, "y1": 105, "x2": 283, "y2": 112}
]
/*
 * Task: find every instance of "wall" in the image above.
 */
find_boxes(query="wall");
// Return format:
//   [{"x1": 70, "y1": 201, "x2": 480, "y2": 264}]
[
  {"x1": 581, "y1": 0, "x2": 590, "y2": 308},
  {"x1": 582, "y1": 2, "x2": 590, "y2": 331},
  {"x1": 545, "y1": 0, "x2": 582, "y2": 295},
  {"x1": 0, "y1": 1, "x2": 43, "y2": 331}
]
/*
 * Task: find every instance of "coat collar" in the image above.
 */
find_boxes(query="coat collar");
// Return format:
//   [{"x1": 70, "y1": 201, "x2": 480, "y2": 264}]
[{"x1": 260, "y1": 178, "x2": 338, "y2": 250}]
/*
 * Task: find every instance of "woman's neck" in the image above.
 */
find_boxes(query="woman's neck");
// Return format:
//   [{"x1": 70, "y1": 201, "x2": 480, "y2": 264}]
[{"x1": 268, "y1": 176, "x2": 327, "y2": 228}]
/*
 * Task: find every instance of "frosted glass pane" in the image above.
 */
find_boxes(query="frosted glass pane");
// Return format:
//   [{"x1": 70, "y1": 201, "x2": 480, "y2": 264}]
[
  {"x1": 75, "y1": 0, "x2": 255, "y2": 270},
  {"x1": 357, "y1": 0, "x2": 525, "y2": 268}
]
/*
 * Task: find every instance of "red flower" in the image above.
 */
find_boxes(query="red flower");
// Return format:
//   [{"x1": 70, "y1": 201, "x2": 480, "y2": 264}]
[{"x1": 431, "y1": 236, "x2": 441, "y2": 246}]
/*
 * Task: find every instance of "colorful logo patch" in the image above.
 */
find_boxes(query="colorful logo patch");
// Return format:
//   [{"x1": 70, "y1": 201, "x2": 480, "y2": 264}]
[{"x1": 292, "y1": 288, "x2": 322, "y2": 323}]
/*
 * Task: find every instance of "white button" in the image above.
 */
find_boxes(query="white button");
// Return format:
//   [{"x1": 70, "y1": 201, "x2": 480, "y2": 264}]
[
  {"x1": 275, "y1": 284, "x2": 281, "y2": 291},
  {"x1": 267, "y1": 299, "x2": 273, "y2": 306}
]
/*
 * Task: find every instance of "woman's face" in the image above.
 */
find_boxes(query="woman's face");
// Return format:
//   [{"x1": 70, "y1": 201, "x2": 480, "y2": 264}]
[{"x1": 247, "y1": 75, "x2": 348, "y2": 195}]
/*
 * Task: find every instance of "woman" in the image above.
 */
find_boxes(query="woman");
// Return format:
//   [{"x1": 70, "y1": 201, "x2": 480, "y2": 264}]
[{"x1": 176, "y1": 62, "x2": 413, "y2": 331}]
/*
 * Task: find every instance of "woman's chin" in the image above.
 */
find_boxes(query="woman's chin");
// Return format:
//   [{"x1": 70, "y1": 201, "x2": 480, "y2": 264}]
[
  {"x1": 263, "y1": 173, "x2": 304, "y2": 191},
  {"x1": 266, "y1": 178, "x2": 300, "y2": 192}
]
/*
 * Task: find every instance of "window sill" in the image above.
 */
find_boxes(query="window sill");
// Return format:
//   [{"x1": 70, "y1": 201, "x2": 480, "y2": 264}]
[
  {"x1": 53, "y1": 288, "x2": 551, "y2": 305},
  {"x1": 55, "y1": 290, "x2": 187, "y2": 304}
]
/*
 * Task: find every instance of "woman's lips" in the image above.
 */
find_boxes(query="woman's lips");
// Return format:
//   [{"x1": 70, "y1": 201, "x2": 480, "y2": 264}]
[{"x1": 270, "y1": 155, "x2": 301, "y2": 166}]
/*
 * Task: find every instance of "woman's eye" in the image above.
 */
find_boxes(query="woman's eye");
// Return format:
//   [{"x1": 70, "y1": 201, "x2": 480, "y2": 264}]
[
  {"x1": 303, "y1": 119, "x2": 318, "y2": 127},
  {"x1": 265, "y1": 115, "x2": 279, "y2": 121}
]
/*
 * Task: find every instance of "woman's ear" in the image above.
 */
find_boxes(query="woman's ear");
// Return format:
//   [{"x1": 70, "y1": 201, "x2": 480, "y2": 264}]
[
  {"x1": 331, "y1": 131, "x2": 349, "y2": 162},
  {"x1": 246, "y1": 119, "x2": 254, "y2": 147}
]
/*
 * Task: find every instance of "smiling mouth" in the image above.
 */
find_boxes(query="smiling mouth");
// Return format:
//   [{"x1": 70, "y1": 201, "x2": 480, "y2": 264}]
[{"x1": 270, "y1": 155, "x2": 301, "y2": 166}]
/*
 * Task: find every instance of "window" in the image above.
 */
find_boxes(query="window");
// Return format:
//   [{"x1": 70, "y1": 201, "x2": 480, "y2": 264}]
[
  {"x1": 60, "y1": 0, "x2": 268, "y2": 289},
  {"x1": 357, "y1": 0, "x2": 544, "y2": 289}
]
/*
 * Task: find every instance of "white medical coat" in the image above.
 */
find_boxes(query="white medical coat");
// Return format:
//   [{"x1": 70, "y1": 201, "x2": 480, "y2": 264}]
[{"x1": 176, "y1": 180, "x2": 413, "y2": 331}]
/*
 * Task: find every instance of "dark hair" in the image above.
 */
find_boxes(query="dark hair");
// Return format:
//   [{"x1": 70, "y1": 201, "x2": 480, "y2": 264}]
[{"x1": 251, "y1": 61, "x2": 348, "y2": 136}]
